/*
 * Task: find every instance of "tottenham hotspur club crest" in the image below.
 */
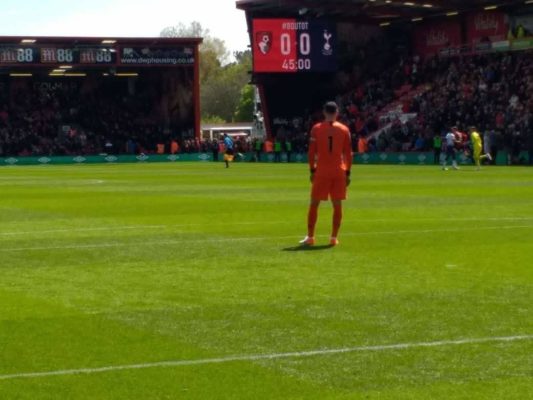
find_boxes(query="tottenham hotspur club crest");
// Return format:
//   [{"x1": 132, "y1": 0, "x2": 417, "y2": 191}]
[
  {"x1": 256, "y1": 31, "x2": 272, "y2": 55},
  {"x1": 322, "y1": 30, "x2": 333, "y2": 56}
]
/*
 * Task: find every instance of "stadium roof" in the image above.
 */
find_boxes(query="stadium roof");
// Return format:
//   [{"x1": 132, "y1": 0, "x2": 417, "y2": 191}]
[
  {"x1": 0, "y1": 36, "x2": 203, "y2": 46},
  {"x1": 237, "y1": 0, "x2": 531, "y2": 23}
]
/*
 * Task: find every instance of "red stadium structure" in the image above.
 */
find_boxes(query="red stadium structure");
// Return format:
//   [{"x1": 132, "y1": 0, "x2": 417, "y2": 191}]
[
  {"x1": 237, "y1": 0, "x2": 533, "y2": 153},
  {"x1": 0, "y1": 36, "x2": 202, "y2": 157}
]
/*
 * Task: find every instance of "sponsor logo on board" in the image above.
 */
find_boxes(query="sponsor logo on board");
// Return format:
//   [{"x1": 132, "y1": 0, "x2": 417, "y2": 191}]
[{"x1": 5, "y1": 157, "x2": 18, "y2": 165}]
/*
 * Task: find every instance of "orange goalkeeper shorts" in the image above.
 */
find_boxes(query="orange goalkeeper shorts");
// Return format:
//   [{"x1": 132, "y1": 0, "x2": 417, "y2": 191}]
[{"x1": 311, "y1": 175, "x2": 347, "y2": 201}]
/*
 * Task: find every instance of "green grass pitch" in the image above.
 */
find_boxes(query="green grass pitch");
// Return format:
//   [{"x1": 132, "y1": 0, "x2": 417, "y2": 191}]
[{"x1": 0, "y1": 162, "x2": 532, "y2": 399}]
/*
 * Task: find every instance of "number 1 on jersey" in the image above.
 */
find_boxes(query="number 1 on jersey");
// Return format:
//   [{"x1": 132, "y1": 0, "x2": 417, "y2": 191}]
[{"x1": 328, "y1": 136, "x2": 333, "y2": 153}]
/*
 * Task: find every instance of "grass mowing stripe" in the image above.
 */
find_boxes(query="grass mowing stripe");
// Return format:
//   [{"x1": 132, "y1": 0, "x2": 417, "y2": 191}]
[
  {"x1": 0, "y1": 224, "x2": 531, "y2": 252},
  {"x1": 1, "y1": 334, "x2": 531, "y2": 381},
  {"x1": 1, "y1": 165, "x2": 532, "y2": 397},
  {"x1": 1, "y1": 217, "x2": 532, "y2": 237},
  {"x1": 0, "y1": 225, "x2": 165, "y2": 236}
]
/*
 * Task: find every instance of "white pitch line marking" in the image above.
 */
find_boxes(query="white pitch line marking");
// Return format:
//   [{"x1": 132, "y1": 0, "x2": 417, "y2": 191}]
[
  {"x1": 0, "y1": 225, "x2": 165, "y2": 237},
  {"x1": 1, "y1": 216, "x2": 533, "y2": 239},
  {"x1": 0, "y1": 334, "x2": 531, "y2": 381},
  {"x1": 1, "y1": 217, "x2": 532, "y2": 237},
  {"x1": 0, "y1": 225, "x2": 531, "y2": 253},
  {"x1": 0, "y1": 221, "x2": 307, "y2": 238},
  {"x1": 0, "y1": 221, "x2": 287, "y2": 237}
]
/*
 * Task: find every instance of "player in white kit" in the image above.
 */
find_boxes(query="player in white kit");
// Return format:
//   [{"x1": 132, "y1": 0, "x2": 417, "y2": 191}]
[{"x1": 442, "y1": 130, "x2": 460, "y2": 171}]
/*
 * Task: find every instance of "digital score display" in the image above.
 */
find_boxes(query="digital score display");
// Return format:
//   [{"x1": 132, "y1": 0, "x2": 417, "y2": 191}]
[
  {"x1": 252, "y1": 19, "x2": 337, "y2": 73},
  {"x1": 0, "y1": 46, "x2": 117, "y2": 66},
  {"x1": 0, "y1": 47, "x2": 38, "y2": 64},
  {"x1": 0, "y1": 46, "x2": 194, "y2": 67},
  {"x1": 42, "y1": 48, "x2": 117, "y2": 64}
]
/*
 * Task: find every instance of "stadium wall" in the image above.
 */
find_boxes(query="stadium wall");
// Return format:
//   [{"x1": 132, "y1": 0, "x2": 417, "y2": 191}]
[{"x1": 1, "y1": 152, "x2": 528, "y2": 166}]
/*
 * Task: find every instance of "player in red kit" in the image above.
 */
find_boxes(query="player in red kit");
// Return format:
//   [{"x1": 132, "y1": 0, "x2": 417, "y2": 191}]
[
  {"x1": 300, "y1": 102, "x2": 352, "y2": 247},
  {"x1": 452, "y1": 126, "x2": 467, "y2": 152}
]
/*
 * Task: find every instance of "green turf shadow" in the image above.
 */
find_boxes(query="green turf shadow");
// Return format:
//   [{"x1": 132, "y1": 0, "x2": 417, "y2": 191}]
[{"x1": 282, "y1": 245, "x2": 334, "y2": 252}]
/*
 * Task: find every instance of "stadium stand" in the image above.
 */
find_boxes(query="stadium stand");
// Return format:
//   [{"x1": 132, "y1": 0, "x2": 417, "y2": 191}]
[
  {"x1": 1, "y1": 78, "x2": 158, "y2": 156},
  {"x1": 240, "y1": 0, "x2": 533, "y2": 164},
  {"x1": 2, "y1": 49, "x2": 531, "y2": 160},
  {"x1": 0, "y1": 77, "x2": 195, "y2": 157},
  {"x1": 0, "y1": 78, "x2": 252, "y2": 157},
  {"x1": 263, "y1": 50, "x2": 533, "y2": 161},
  {"x1": 377, "y1": 51, "x2": 533, "y2": 157},
  {"x1": 0, "y1": 36, "x2": 201, "y2": 159}
]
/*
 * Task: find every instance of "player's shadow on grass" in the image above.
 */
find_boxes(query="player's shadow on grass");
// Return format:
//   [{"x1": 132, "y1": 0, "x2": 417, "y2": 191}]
[{"x1": 282, "y1": 245, "x2": 334, "y2": 252}]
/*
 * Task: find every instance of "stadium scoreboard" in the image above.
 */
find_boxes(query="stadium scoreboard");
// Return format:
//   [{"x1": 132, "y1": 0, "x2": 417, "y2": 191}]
[
  {"x1": 0, "y1": 45, "x2": 195, "y2": 67},
  {"x1": 252, "y1": 19, "x2": 337, "y2": 73},
  {"x1": 0, "y1": 47, "x2": 117, "y2": 65}
]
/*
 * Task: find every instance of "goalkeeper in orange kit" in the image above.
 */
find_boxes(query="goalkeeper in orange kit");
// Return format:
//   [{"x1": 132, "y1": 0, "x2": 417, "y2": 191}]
[{"x1": 300, "y1": 102, "x2": 353, "y2": 247}]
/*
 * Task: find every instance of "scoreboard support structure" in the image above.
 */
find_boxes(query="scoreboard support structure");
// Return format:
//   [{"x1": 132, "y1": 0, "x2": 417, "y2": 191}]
[
  {"x1": 0, "y1": 36, "x2": 203, "y2": 139},
  {"x1": 194, "y1": 45, "x2": 201, "y2": 142},
  {"x1": 248, "y1": 19, "x2": 338, "y2": 139}
]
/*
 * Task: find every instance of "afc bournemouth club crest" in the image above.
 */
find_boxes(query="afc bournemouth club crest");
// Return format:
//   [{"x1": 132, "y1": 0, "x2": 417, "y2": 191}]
[{"x1": 256, "y1": 31, "x2": 272, "y2": 55}]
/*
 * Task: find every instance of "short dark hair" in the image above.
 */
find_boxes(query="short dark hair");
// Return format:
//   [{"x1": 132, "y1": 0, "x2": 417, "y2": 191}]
[{"x1": 323, "y1": 101, "x2": 338, "y2": 114}]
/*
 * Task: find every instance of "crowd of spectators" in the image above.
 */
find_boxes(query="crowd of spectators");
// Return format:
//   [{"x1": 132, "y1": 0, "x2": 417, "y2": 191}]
[
  {"x1": 270, "y1": 52, "x2": 427, "y2": 153},
  {"x1": 2, "y1": 49, "x2": 533, "y2": 162},
  {"x1": 270, "y1": 50, "x2": 533, "y2": 163},
  {"x1": 377, "y1": 51, "x2": 533, "y2": 161},
  {"x1": 181, "y1": 136, "x2": 253, "y2": 156},
  {"x1": 0, "y1": 79, "x2": 194, "y2": 157}
]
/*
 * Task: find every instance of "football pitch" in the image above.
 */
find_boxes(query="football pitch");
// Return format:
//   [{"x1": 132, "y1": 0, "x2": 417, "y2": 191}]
[{"x1": 0, "y1": 162, "x2": 532, "y2": 399}]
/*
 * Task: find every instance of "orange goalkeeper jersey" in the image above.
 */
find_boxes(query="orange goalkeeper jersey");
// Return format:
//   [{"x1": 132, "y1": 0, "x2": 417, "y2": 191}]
[{"x1": 308, "y1": 121, "x2": 352, "y2": 178}]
